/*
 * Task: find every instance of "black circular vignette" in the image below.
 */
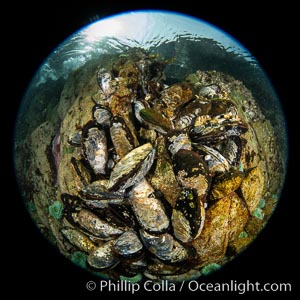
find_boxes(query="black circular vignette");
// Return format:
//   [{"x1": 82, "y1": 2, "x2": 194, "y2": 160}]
[{"x1": 5, "y1": 1, "x2": 298, "y2": 297}]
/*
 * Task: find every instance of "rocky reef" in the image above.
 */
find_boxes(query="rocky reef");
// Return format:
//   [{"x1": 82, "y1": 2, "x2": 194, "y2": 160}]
[{"x1": 14, "y1": 49, "x2": 285, "y2": 282}]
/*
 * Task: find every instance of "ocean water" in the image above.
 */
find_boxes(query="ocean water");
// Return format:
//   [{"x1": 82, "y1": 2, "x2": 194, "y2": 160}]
[{"x1": 15, "y1": 11, "x2": 287, "y2": 162}]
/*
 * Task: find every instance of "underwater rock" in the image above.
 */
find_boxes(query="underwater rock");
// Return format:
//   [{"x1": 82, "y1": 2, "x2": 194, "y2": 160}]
[
  {"x1": 240, "y1": 166, "x2": 264, "y2": 214},
  {"x1": 193, "y1": 192, "x2": 248, "y2": 266},
  {"x1": 27, "y1": 121, "x2": 58, "y2": 230},
  {"x1": 210, "y1": 170, "x2": 244, "y2": 200},
  {"x1": 192, "y1": 196, "x2": 231, "y2": 266}
]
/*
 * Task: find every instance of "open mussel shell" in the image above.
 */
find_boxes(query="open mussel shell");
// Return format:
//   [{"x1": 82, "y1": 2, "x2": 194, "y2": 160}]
[{"x1": 193, "y1": 143, "x2": 230, "y2": 174}]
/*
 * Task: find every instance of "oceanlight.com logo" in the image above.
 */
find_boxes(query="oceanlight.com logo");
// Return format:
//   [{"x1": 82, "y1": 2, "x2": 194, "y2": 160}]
[
  {"x1": 86, "y1": 279, "x2": 292, "y2": 294},
  {"x1": 187, "y1": 280, "x2": 292, "y2": 294}
]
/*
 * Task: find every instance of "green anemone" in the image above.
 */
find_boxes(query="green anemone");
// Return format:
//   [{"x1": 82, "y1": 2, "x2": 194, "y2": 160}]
[
  {"x1": 71, "y1": 251, "x2": 87, "y2": 269},
  {"x1": 201, "y1": 263, "x2": 221, "y2": 276},
  {"x1": 49, "y1": 201, "x2": 64, "y2": 220}
]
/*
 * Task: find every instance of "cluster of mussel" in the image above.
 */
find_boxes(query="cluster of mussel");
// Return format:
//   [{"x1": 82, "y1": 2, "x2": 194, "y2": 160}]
[{"x1": 60, "y1": 50, "x2": 248, "y2": 280}]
